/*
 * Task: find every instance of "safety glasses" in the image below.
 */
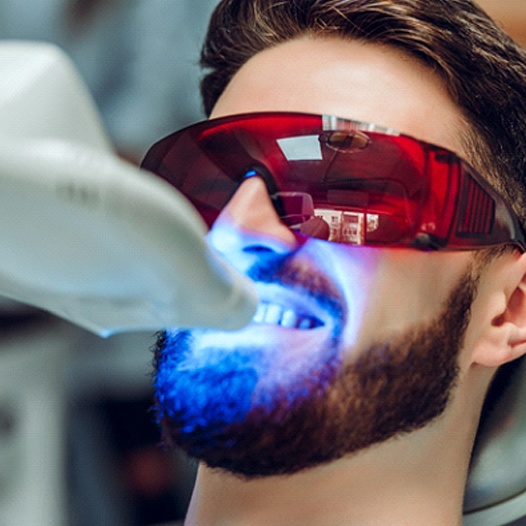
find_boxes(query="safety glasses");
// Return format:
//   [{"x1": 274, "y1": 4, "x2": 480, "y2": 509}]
[{"x1": 141, "y1": 112, "x2": 525, "y2": 251}]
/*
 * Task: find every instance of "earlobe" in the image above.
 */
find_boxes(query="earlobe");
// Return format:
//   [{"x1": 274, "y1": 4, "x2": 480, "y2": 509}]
[{"x1": 471, "y1": 251, "x2": 526, "y2": 368}]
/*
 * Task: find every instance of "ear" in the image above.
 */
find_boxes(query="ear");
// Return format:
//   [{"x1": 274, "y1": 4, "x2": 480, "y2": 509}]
[{"x1": 471, "y1": 251, "x2": 526, "y2": 368}]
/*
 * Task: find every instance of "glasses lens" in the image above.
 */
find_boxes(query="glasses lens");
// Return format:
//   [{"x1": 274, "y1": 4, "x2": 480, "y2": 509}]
[
  {"x1": 141, "y1": 112, "x2": 524, "y2": 250},
  {"x1": 143, "y1": 114, "x2": 432, "y2": 243}
]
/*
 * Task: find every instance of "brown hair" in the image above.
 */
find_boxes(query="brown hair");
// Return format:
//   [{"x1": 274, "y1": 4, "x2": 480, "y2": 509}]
[{"x1": 200, "y1": 0, "x2": 526, "y2": 232}]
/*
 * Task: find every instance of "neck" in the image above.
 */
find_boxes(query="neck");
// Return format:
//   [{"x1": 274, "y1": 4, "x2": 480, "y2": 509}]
[
  {"x1": 183, "y1": 369, "x2": 490, "y2": 526},
  {"x1": 185, "y1": 423, "x2": 474, "y2": 525}
]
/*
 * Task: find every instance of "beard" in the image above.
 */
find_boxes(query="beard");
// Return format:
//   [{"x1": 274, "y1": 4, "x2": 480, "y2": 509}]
[{"x1": 152, "y1": 252, "x2": 477, "y2": 478}]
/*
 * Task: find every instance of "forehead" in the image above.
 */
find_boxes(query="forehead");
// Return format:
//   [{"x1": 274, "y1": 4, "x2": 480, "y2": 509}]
[{"x1": 211, "y1": 36, "x2": 468, "y2": 158}]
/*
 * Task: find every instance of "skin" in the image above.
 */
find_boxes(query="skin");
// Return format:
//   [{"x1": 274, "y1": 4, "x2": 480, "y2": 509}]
[{"x1": 160, "y1": 36, "x2": 526, "y2": 525}]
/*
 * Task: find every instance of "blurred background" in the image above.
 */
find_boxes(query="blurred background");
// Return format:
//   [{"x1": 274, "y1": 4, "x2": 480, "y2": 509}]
[{"x1": 0, "y1": 1, "x2": 524, "y2": 525}]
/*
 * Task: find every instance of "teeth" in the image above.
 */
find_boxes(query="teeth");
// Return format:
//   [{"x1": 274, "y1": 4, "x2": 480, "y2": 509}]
[
  {"x1": 251, "y1": 303, "x2": 321, "y2": 329},
  {"x1": 266, "y1": 304, "x2": 283, "y2": 325},
  {"x1": 299, "y1": 318, "x2": 314, "y2": 329},
  {"x1": 253, "y1": 304, "x2": 266, "y2": 323},
  {"x1": 281, "y1": 309, "x2": 299, "y2": 328}
]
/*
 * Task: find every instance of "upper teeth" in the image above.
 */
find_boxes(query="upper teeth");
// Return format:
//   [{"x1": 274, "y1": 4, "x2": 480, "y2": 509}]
[{"x1": 252, "y1": 303, "x2": 322, "y2": 329}]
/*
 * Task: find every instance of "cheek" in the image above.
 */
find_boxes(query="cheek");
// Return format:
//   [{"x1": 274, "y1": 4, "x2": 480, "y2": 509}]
[
  {"x1": 352, "y1": 250, "x2": 473, "y2": 351},
  {"x1": 306, "y1": 242, "x2": 384, "y2": 352}
]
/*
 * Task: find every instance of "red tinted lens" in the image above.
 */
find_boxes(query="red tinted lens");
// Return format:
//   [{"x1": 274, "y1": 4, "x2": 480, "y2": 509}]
[
  {"x1": 142, "y1": 113, "x2": 430, "y2": 242},
  {"x1": 141, "y1": 112, "x2": 524, "y2": 250}
]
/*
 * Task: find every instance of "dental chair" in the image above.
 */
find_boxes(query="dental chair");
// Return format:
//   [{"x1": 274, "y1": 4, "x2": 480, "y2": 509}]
[
  {"x1": 0, "y1": 41, "x2": 524, "y2": 526},
  {"x1": 464, "y1": 356, "x2": 526, "y2": 525}
]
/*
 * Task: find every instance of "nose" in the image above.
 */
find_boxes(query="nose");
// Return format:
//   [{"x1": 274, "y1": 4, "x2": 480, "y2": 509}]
[{"x1": 207, "y1": 177, "x2": 299, "y2": 269}]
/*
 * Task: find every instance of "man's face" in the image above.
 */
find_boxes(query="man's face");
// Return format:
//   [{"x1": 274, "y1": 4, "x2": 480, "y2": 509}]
[{"x1": 154, "y1": 37, "x2": 477, "y2": 476}]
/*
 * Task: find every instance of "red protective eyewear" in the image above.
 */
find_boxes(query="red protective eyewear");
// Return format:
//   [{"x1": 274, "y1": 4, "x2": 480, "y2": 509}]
[{"x1": 141, "y1": 112, "x2": 525, "y2": 251}]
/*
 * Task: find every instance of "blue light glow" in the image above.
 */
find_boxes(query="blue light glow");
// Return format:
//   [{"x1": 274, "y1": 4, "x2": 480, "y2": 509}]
[
  {"x1": 153, "y1": 194, "x2": 381, "y2": 460},
  {"x1": 155, "y1": 332, "x2": 258, "y2": 441}
]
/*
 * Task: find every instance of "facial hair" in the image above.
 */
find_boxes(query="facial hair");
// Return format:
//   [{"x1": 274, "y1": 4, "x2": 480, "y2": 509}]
[{"x1": 152, "y1": 255, "x2": 476, "y2": 478}]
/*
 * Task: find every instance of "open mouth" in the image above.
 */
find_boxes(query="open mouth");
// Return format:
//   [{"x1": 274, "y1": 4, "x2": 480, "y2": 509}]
[{"x1": 252, "y1": 302, "x2": 324, "y2": 329}]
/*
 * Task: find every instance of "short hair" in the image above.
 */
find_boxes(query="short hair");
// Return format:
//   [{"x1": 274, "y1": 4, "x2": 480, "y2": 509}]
[{"x1": 200, "y1": 0, "x2": 526, "y2": 233}]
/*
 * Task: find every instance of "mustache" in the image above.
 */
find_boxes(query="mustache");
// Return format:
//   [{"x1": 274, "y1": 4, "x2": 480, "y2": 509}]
[{"x1": 246, "y1": 253, "x2": 345, "y2": 321}]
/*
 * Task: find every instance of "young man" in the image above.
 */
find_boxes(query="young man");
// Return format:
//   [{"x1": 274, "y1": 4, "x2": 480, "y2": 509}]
[{"x1": 142, "y1": 1, "x2": 526, "y2": 524}]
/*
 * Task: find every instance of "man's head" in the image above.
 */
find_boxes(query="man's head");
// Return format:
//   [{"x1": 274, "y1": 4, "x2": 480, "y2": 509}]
[{"x1": 149, "y1": 0, "x2": 526, "y2": 478}]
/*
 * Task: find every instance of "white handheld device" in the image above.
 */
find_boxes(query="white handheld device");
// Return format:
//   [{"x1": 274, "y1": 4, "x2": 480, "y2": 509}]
[{"x1": 0, "y1": 41, "x2": 257, "y2": 336}]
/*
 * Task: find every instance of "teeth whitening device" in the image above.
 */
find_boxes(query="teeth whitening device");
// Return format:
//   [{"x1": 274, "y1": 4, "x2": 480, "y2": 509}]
[{"x1": 0, "y1": 41, "x2": 257, "y2": 336}]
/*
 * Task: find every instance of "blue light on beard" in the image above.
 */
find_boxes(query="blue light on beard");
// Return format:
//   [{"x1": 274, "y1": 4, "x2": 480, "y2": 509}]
[
  {"x1": 155, "y1": 332, "x2": 258, "y2": 438},
  {"x1": 154, "y1": 250, "x2": 347, "y2": 448}
]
